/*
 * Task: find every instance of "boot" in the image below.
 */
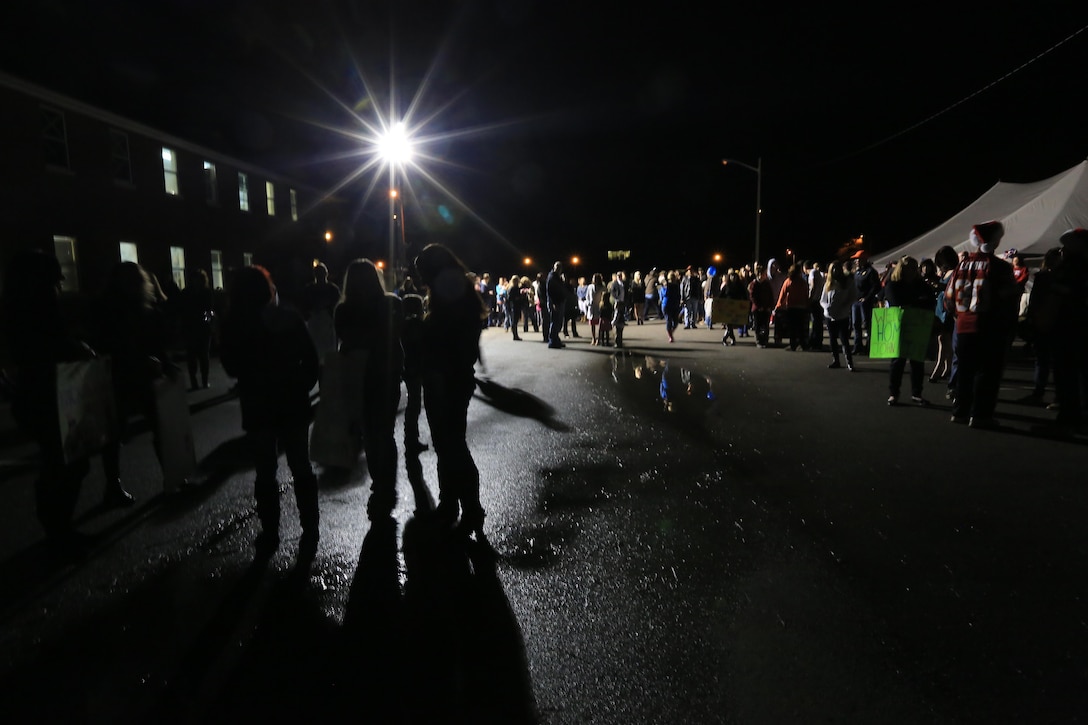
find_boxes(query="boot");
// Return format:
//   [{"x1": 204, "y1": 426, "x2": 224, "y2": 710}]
[{"x1": 103, "y1": 478, "x2": 135, "y2": 508}]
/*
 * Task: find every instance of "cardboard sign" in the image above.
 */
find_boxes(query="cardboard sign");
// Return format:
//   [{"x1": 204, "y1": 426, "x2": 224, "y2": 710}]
[
  {"x1": 870, "y1": 307, "x2": 932, "y2": 361},
  {"x1": 711, "y1": 298, "x2": 749, "y2": 327}
]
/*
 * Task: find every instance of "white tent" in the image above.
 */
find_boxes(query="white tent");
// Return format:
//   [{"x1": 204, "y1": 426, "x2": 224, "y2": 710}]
[{"x1": 873, "y1": 159, "x2": 1088, "y2": 266}]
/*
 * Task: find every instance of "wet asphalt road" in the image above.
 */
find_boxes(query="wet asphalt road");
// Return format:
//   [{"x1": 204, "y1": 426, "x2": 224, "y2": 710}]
[{"x1": 1, "y1": 318, "x2": 1086, "y2": 723}]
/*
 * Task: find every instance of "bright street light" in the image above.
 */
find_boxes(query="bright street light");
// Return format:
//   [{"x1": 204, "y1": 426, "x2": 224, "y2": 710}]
[
  {"x1": 378, "y1": 123, "x2": 415, "y2": 289},
  {"x1": 377, "y1": 122, "x2": 414, "y2": 166},
  {"x1": 721, "y1": 157, "x2": 763, "y2": 267}
]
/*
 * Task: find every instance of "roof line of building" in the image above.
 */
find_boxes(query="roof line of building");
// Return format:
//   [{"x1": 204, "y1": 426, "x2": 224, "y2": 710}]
[{"x1": 0, "y1": 69, "x2": 324, "y2": 194}]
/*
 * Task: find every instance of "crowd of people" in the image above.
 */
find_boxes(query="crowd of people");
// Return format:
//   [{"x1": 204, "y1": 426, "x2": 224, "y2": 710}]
[
  {"x1": 3, "y1": 223, "x2": 1085, "y2": 560},
  {"x1": 469, "y1": 223, "x2": 1086, "y2": 430},
  {"x1": 2, "y1": 243, "x2": 488, "y2": 563}
]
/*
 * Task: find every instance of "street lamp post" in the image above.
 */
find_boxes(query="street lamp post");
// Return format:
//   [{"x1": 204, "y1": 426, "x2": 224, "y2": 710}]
[
  {"x1": 378, "y1": 122, "x2": 414, "y2": 288},
  {"x1": 721, "y1": 157, "x2": 762, "y2": 267}
]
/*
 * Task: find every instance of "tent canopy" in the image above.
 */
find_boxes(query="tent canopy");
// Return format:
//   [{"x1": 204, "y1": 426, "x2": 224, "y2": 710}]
[{"x1": 873, "y1": 159, "x2": 1088, "y2": 266}]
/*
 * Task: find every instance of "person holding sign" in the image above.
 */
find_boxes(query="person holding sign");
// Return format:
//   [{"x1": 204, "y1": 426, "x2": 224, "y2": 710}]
[{"x1": 882, "y1": 256, "x2": 935, "y2": 406}]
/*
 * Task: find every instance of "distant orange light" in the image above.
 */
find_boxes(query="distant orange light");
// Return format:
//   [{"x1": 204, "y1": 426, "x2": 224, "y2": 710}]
[
  {"x1": 523, "y1": 257, "x2": 532, "y2": 266},
  {"x1": 376, "y1": 260, "x2": 385, "y2": 269},
  {"x1": 324, "y1": 231, "x2": 333, "y2": 242},
  {"x1": 571, "y1": 256, "x2": 580, "y2": 266},
  {"x1": 389, "y1": 189, "x2": 398, "y2": 199},
  {"x1": 713, "y1": 254, "x2": 722, "y2": 263}
]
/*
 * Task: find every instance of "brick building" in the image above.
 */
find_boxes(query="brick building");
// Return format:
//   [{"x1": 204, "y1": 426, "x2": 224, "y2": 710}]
[{"x1": 0, "y1": 70, "x2": 350, "y2": 339}]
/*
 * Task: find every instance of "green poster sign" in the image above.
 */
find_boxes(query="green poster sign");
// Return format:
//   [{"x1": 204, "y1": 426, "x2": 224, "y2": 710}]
[{"x1": 870, "y1": 306, "x2": 932, "y2": 361}]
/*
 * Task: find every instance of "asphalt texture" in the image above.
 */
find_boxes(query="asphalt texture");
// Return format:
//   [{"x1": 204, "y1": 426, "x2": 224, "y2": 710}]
[{"x1": 0, "y1": 318, "x2": 1085, "y2": 724}]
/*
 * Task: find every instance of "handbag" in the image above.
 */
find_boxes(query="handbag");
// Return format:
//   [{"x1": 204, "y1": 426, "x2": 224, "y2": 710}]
[
  {"x1": 56, "y1": 356, "x2": 116, "y2": 463},
  {"x1": 309, "y1": 349, "x2": 367, "y2": 469}
]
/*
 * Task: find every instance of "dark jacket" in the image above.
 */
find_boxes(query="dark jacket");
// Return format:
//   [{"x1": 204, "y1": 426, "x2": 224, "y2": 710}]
[{"x1": 221, "y1": 304, "x2": 319, "y2": 432}]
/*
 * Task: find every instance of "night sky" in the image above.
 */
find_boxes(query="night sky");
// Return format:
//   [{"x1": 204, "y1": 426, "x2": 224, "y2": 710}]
[{"x1": 4, "y1": 1, "x2": 1087, "y2": 273}]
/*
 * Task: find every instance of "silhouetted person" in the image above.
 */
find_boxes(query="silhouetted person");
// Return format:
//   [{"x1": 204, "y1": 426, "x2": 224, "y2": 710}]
[
  {"x1": 95, "y1": 261, "x2": 173, "y2": 506},
  {"x1": 2, "y1": 250, "x2": 94, "y2": 555},
  {"x1": 335, "y1": 259, "x2": 404, "y2": 519},
  {"x1": 413, "y1": 244, "x2": 488, "y2": 535},
  {"x1": 178, "y1": 267, "x2": 215, "y2": 390},
  {"x1": 546, "y1": 261, "x2": 566, "y2": 348},
  {"x1": 220, "y1": 265, "x2": 320, "y2": 561},
  {"x1": 300, "y1": 262, "x2": 340, "y2": 364},
  {"x1": 1051, "y1": 228, "x2": 1088, "y2": 429}
]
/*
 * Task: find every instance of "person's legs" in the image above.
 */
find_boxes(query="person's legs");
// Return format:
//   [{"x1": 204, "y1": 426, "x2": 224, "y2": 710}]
[
  {"x1": 362, "y1": 383, "x2": 401, "y2": 516},
  {"x1": 282, "y1": 423, "x2": 319, "y2": 555},
  {"x1": 909, "y1": 359, "x2": 926, "y2": 399},
  {"x1": 888, "y1": 358, "x2": 906, "y2": 400},
  {"x1": 250, "y1": 429, "x2": 281, "y2": 551}
]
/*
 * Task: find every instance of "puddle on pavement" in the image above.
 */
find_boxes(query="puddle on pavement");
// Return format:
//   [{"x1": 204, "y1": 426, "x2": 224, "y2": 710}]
[
  {"x1": 605, "y1": 350, "x2": 759, "y2": 477},
  {"x1": 610, "y1": 351, "x2": 719, "y2": 420}
]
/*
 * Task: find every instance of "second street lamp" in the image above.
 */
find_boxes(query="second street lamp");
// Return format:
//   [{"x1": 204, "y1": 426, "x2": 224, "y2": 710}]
[{"x1": 721, "y1": 157, "x2": 762, "y2": 268}]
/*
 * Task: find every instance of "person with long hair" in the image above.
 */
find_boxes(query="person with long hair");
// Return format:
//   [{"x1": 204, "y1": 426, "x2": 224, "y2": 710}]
[
  {"x1": 884, "y1": 256, "x2": 935, "y2": 406},
  {"x1": 335, "y1": 258, "x2": 404, "y2": 519},
  {"x1": 413, "y1": 244, "x2": 489, "y2": 536},
  {"x1": 95, "y1": 261, "x2": 173, "y2": 507},
  {"x1": 930, "y1": 245, "x2": 959, "y2": 383},
  {"x1": 820, "y1": 260, "x2": 858, "y2": 370},
  {"x1": 220, "y1": 265, "x2": 320, "y2": 561},
  {"x1": 630, "y1": 270, "x2": 646, "y2": 325}
]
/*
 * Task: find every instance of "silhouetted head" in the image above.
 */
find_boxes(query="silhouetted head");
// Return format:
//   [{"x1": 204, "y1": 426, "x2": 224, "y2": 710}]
[
  {"x1": 229, "y1": 265, "x2": 276, "y2": 318},
  {"x1": 341, "y1": 259, "x2": 386, "y2": 301}
]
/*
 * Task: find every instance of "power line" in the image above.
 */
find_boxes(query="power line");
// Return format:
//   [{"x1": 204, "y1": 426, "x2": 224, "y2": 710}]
[{"x1": 821, "y1": 22, "x2": 1088, "y2": 167}]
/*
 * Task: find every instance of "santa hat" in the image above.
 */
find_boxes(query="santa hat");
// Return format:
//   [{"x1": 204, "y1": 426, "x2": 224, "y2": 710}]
[{"x1": 969, "y1": 221, "x2": 1004, "y2": 254}]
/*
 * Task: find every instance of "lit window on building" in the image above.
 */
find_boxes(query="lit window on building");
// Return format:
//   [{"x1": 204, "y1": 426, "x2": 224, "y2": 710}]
[
  {"x1": 238, "y1": 172, "x2": 249, "y2": 211},
  {"x1": 290, "y1": 189, "x2": 298, "y2": 221},
  {"x1": 162, "y1": 147, "x2": 179, "y2": 196},
  {"x1": 203, "y1": 161, "x2": 218, "y2": 204},
  {"x1": 41, "y1": 107, "x2": 69, "y2": 168},
  {"x1": 243, "y1": 252, "x2": 253, "y2": 267},
  {"x1": 119, "y1": 241, "x2": 139, "y2": 264},
  {"x1": 53, "y1": 235, "x2": 79, "y2": 293},
  {"x1": 266, "y1": 181, "x2": 275, "y2": 216},
  {"x1": 211, "y1": 249, "x2": 224, "y2": 289},
  {"x1": 170, "y1": 246, "x2": 186, "y2": 289}
]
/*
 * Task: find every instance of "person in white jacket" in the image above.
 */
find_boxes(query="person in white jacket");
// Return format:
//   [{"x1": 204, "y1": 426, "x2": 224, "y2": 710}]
[{"x1": 820, "y1": 260, "x2": 859, "y2": 370}]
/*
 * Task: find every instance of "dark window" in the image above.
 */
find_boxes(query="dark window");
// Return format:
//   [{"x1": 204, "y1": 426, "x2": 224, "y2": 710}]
[
  {"x1": 41, "y1": 107, "x2": 69, "y2": 168},
  {"x1": 110, "y1": 130, "x2": 132, "y2": 183}
]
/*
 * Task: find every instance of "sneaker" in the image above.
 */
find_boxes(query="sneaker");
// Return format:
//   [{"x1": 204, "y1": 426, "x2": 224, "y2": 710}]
[
  {"x1": 911, "y1": 396, "x2": 930, "y2": 406},
  {"x1": 950, "y1": 415, "x2": 968, "y2": 424},
  {"x1": 887, "y1": 395, "x2": 899, "y2": 406},
  {"x1": 847, "y1": 363, "x2": 855, "y2": 372},
  {"x1": 968, "y1": 417, "x2": 1000, "y2": 430},
  {"x1": 827, "y1": 361, "x2": 841, "y2": 369}
]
